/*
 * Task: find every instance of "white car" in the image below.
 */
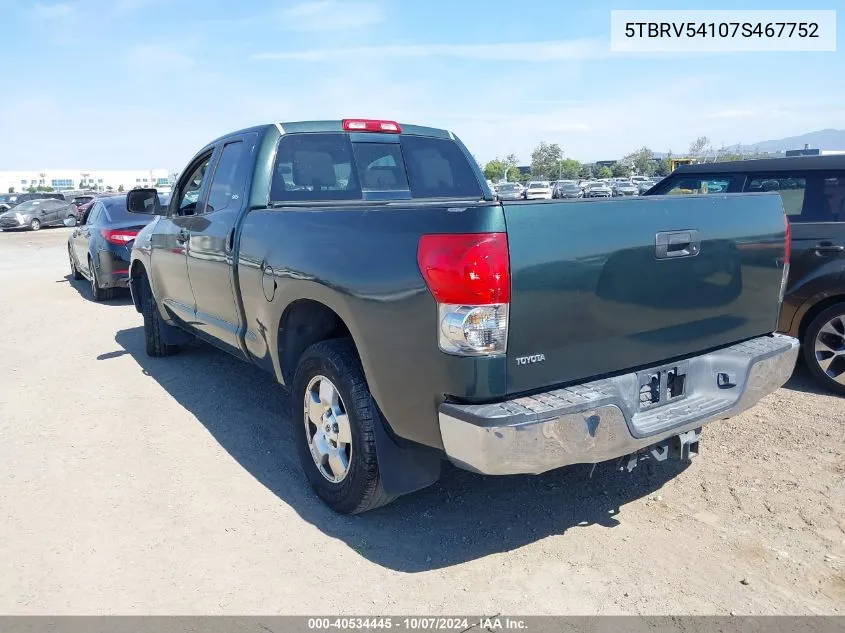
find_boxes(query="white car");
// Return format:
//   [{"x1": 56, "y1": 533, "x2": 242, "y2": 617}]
[{"x1": 523, "y1": 181, "x2": 553, "y2": 200}]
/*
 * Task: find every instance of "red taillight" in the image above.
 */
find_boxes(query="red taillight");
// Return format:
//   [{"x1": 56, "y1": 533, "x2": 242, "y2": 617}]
[
  {"x1": 342, "y1": 119, "x2": 402, "y2": 133},
  {"x1": 784, "y1": 214, "x2": 791, "y2": 265},
  {"x1": 417, "y1": 233, "x2": 510, "y2": 305},
  {"x1": 101, "y1": 229, "x2": 138, "y2": 245}
]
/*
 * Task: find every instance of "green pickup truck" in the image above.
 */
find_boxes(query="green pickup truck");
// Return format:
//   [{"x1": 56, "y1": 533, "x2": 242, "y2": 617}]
[{"x1": 124, "y1": 119, "x2": 799, "y2": 514}]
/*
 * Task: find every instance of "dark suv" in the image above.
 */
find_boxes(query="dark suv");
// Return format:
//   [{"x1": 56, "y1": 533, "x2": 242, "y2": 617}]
[{"x1": 645, "y1": 155, "x2": 845, "y2": 395}]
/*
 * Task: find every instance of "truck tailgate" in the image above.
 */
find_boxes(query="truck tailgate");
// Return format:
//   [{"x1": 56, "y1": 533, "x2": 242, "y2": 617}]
[{"x1": 502, "y1": 193, "x2": 787, "y2": 394}]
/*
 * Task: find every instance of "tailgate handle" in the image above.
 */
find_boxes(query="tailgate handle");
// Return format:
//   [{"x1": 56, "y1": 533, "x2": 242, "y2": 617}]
[{"x1": 655, "y1": 230, "x2": 700, "y2": 259}]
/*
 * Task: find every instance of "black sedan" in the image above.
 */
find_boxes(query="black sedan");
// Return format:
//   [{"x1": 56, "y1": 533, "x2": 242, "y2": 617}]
[{"x1": 67, "y1": 194, "x2": 160, "y2": 301}]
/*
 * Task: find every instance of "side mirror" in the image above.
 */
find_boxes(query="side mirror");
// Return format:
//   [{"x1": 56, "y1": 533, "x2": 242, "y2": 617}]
[{"x1": 126, "y1": 188, "x2": 162, "y2": 215}]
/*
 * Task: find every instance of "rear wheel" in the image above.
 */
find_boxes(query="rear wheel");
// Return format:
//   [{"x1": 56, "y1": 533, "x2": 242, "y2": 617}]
[
  {"x1": 292, "y1": 339, "x2": 396, "y2": 514},
  {"x1": 89, "y1": 257, "x2": 115, "y2": 302},
  {"x1": 803, "y1": 302, "x2": 845, "y2": 396},
  {"x1": 29, "y1": 218, "x2": 41, "y2": 231},
  {"x1": 139, "y1": 274, "x2": 179, "y2": 357},
  {"x1": 66, "y1": 214, "x2": 77, "y2": 227}
]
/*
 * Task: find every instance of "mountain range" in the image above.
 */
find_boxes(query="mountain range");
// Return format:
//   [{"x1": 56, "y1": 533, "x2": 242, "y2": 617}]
[{"x1": 654, "y1": 129, "x2": 845, "y2": 158}]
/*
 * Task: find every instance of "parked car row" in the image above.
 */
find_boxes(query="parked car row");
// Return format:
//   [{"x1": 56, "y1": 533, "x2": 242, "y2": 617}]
[
  {"x1": 489, "y1": 176, "x2": 665, "y2": 202},
  {"x1": 0, "y1": 190, "x2": 117, "y2": 230}
]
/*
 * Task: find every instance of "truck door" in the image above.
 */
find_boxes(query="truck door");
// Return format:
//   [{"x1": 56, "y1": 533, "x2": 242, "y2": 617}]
[
  {"x1": 150, "y1": 151, "x2": 214, "y2": 328},
  {"x1": 184, "y1": 135, "x2": 256, "y2": 358}
]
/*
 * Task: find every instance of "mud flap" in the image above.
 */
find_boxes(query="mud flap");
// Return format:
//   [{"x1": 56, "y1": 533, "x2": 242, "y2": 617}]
[{"x1": 371, "y1": 398, "x2": 442, "y2": 496}]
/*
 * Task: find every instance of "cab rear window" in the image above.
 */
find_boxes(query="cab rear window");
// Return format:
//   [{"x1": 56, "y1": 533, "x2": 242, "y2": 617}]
[{"x1": 270, "y1": 133, "x2": 483, "y2": 202}]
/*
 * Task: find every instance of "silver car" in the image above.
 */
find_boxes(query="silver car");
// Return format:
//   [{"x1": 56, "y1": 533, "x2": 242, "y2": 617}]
[
  {"x1": 495, "y1": 182, "x2": 523, "y2": 200},
  {"x1": 613, "y1": 181, "x2": 639, "y2": 196},
  {"x1": 0, "y1": 199, "x2": 78, "y2": 231},
  {"x1": 584, "y1": 182, "x2": 612, "y2": 198}
]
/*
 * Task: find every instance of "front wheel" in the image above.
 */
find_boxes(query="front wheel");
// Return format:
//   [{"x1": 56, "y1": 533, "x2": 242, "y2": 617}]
[
  {"x1": 30, "y1": 218, "x2": 41, "y2": 231},
  {"x1": 139, "y1": 274, "x2": 179, "y2": 357},
  {"x1": 292, "y1": 339, "x2": 396, "y2": 514},
  {"x1": 803, "y1": 303, "x2": 845, "y2": 396},
  {"x1": 69, "y1": 248, "x2": 83, "y2": 280}
]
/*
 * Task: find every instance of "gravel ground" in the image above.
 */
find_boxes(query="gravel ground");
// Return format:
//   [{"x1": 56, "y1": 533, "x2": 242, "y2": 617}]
[{"x1": 0, "y1": 226, "x2": 843, "y2": 615}]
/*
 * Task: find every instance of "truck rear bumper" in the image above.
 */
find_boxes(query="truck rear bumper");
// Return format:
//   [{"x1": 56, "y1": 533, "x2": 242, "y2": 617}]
[{"x1": 438, "y1": 333, "x2": 799, "y2": 476}]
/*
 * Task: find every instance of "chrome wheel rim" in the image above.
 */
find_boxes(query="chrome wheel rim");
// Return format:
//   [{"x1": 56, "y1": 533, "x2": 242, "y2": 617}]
[
  {"x1": 814, "y1": 314, "x2": 845, "y2": 385},
  {"x1": 303, "y1": 375, "x2": 352, "y2": 483},
  {"x1": 31, "y1": 220, "x2": 40, "y2": 230}
]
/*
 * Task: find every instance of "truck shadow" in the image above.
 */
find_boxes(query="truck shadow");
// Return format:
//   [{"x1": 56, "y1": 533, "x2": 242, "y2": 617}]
[
  {"x1": 58, "y1": 273, "x2": 134, "y2": 306},
  {"x1": 111, "y1": 326, "x2": 687, "y2": 572}
]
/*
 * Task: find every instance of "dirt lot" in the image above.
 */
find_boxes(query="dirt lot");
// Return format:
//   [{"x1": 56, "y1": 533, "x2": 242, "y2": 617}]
[{"x1": 0, "y1": 226, "x2": 843, "y2": 615}]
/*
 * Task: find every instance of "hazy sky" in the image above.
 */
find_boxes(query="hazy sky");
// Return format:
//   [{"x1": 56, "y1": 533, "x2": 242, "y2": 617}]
[{"x1": 1, "y1": 0, "x2": 842, "y2": 170}]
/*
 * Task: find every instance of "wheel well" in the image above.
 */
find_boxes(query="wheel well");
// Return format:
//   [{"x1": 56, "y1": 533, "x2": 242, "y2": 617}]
[
  {"x1": 278, "y1": 299, "x2": 352, "y2": 385},
  {"x1": 798, "y1": 295, "x2": 845, "y2": 341},
  {"x1": 130, "y1": 260, "x2": 147, "y2": 279}
]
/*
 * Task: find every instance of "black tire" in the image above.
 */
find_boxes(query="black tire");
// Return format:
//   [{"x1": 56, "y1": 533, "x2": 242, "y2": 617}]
[
  {"x1": 88, "y1": 257, "x2": 115, "y2": 302},
  {"x1": 30, "y1": 218, "x2": 41, "y2": 231},
  {"x1": 69, "y1": 247, "x2": 83, "y2": 280},
  {"x1": 139, "y1": 274, "x2": 179, "y2": 357},
  {"x1": 292, "y1": 338, "x2": 396, "y2": 514},
  {"x1": 802, "y1": 302, "x2": 845, "y2": 396}
]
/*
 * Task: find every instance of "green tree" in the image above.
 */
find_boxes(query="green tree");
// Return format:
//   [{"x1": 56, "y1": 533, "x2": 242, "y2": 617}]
[
  {"x1": 688, "y1": 136, "x2": 710, "y2": 158},
  {"x1": 654, "y1": 158, "x2": 671, "y2": 176},
  {"x1": 79, "y1": 180, "x2": 85, "y2": 190},
  {"x1": 611, "y1": 163, "x2": 629, "y2": 177},
  {"x1": 623, "y1": 146, "x2": 655, "y2": 176},
  {"x1": 557, "y1": 158, "x2": 581, "y2": 180},
  {"x1": 503, "y1": 153, "x2": 521, "y2": 182},
  {"x1": 7, "y1": 187, "x2": 14, "y2": 193},
  {"x1": 579, "y1": 165, "x2": 593, "y2": 179},
  {"x1": 484, "y1": 158, "x2": 507, "y2": 182},
  {"x1": 27, "y1": 185, "x2": 36, "y2": 193},
  {"x1": 531, "y1": 142, "x2": 563, "y2": 179},
  {"x1": 118, "y1": 184, "x2": 124, "y2": 192},
  {"x1": 597, "y1": 166, "x2": 613, "y2": 179}
]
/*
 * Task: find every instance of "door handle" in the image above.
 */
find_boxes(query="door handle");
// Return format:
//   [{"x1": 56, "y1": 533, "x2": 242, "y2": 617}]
[
  {"x1": 655, "y1": 230, "x2": 701, "y2": 259},
  {"x1": 813, "y1": 243, "x2": 844, "y2": 255},
  {"x1": 176, "y1": 229, "x2": 190, "y2": 244}
]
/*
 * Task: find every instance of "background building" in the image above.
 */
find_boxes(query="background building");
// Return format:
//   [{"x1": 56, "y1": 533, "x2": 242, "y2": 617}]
[{"x1": 0, "y1": 169, "x2": 171, "y2": 194}]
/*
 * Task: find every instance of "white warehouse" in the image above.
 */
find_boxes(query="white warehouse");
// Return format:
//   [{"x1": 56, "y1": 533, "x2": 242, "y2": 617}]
[{"x1": 0, "y1": 169, "x2": 171, "y2": 194}]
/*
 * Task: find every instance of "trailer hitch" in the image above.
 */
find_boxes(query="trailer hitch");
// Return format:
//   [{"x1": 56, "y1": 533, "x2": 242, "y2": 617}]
[{"x1": 618, "y1": 427, "x2": 702, "y2": 473}]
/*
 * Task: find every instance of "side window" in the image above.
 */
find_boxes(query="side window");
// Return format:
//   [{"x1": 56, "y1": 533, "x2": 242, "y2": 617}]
[
  {"x1": 205, "y1": 141, "x2": 249, "y2": 214},
  {"x1": 661, "y1": 174, "x2": 737, "y2": 195},
  {"x1": 800, "y1": 173, "x2": 845, "y2": 223},
  {"x1": 85, "y1": 204, "x2": 100, "y2": 226},
  {"x1": 270, "y1": 133, "x2": 360, "y2": 202},
  {"x1": 822, "y1": 175, "x2": 845, "y2": 222},
  {"x1": 176, "y1": 154, "x2": 212, "y2": 215},
  {"x1": 744, "y1": 175, "x2": 806, "y2": 217}
]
